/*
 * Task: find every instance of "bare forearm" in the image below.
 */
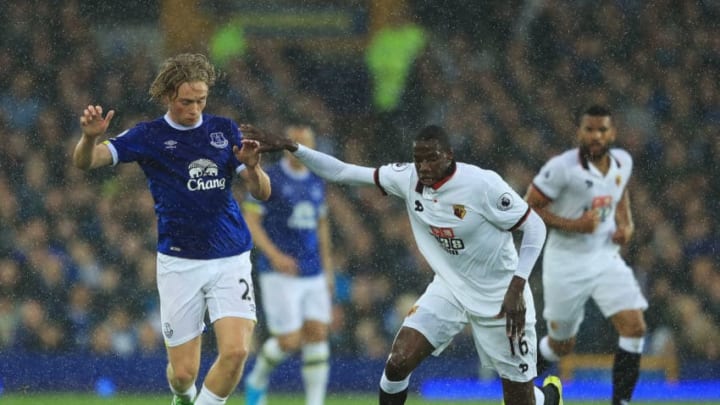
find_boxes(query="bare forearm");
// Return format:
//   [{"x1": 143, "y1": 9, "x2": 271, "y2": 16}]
[
  {"x1": 73, "y1": 134, "x2": 98, "y2": 170},
  {"x1": 244, "y1": 166, "x2": 271, "y2": 200},
  {"x1": 616, "y1": 192, "x2": 634, "y2": 229},
  {"x1": 318, "y1": 217, "x2": 333, "y2": 277},
  {"x1": 534, "y1": 207, "x2": 584, "y2": 233}
]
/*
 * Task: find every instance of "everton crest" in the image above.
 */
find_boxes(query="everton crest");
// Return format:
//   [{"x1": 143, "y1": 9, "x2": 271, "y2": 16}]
[{"x1": 209, "y1": 132, "x2": 228, "y2": 148}]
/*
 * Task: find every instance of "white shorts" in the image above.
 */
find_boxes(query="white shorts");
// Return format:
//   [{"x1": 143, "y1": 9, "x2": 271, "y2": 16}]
[
  {"x1": 258, "y1": 272, "x2": 331, "y2": 335},
  {"x1": 157, "y1": 252, "x2": 256, "y2": 347},
  {"x1": 402, "y1": 278, "x2": 537, "y2": 383},
  {"x1": 542, "y1": 253, "x2": 648, "y2": 340}
]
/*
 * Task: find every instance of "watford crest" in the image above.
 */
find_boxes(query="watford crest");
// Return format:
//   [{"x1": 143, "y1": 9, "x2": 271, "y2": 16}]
[{"x1": 453, "y1": 204, "x2": 466, "y2": 219}]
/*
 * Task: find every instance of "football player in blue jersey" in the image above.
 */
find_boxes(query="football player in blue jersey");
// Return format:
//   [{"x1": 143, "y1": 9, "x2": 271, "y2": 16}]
[
  {"x1": 72, "y1": 53, "x2": 271, "y2": 405},
  {"x1": 242, "y1": 125, "x2": 333, "y2": 405}
]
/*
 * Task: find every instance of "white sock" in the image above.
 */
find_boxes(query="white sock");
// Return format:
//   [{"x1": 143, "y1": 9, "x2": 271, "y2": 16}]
[
  {"x1": 379, "y1": 371, "x2": 411, "y2": 394},
  {"x1": 534, "y1": 385, "x2": 546, "y2": 404},
  {"x1": 170, "y1": 381, "x2": 197, "y2": 402},
  {"x1": 302, "y1": 342, "x2": 330, "y2": 405},
  {"x1": 194, "y1": 385, "x2": 226, "y2": 405},
  {"x1": 539, "y1": 336, "x2": 561, "y2": 362},
  {"x1": 247, "y1": 337, "x2": 289, "y2": 389},
  {"x1": 619, "y1": 336, "x2": 645, "y2": 353}
]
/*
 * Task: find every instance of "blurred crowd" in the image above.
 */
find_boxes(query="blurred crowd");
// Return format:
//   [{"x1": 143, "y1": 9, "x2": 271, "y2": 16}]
[{"x1": 0, "y1": 0, "x2": 719, "y2": 372}]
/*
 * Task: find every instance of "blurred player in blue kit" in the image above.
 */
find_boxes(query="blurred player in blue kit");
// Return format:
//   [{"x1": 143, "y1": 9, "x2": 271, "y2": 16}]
[
  {"x1": 242, "y1": 125, "x2": 333, "y2": 405},
  {"x1": 72, "y1": 53, "x2": 271, "y2": 405},
  {"x1": 526, "y1": 105, "x2": 647, "y2": 405}
]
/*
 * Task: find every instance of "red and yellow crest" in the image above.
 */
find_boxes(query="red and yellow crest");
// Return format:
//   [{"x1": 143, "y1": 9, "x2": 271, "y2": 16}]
[{"x1": 453, "y1": 204, "x2": 466, "y2": 219}]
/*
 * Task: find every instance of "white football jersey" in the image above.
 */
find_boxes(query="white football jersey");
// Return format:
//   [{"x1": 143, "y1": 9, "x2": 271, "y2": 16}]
[
  {"x1": 531, "y1": 148, "x2": 632, "y2": 261},
  {"x1": 375, "y1": 161, "x2": 531, "y2": 317}
]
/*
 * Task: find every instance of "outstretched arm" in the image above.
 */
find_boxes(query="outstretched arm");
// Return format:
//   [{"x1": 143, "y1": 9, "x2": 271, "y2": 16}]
[
  {"x1": 293, "y1": 144, "x2": 375, "y2": 185},
  {"x1": 242, "y1": 124, "x2": 375, "y2": 185}
]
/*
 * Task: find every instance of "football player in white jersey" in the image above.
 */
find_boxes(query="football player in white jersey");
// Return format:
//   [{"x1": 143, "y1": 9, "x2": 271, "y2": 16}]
[
  {"x1": 243, "y1": 124, "x2": 563, "y2": 405},
  {"x1": 526, "y1": 105, "x2": 648, "y2": 405},
  {"x1": 72, "y1": 54, "x2": 271, "y2": 405}
]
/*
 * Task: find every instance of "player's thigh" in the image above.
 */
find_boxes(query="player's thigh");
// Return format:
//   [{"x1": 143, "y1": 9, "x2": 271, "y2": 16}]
[
  {"x1": 401, "y1": 279, "x2": 468, "y2": 356},
  {"x1": 213, "y1": 316, "x2": 256, "y2": 356},
  {"x1": 470, "y1": 317, "x2": 537, "y2": 383},
  {"x1": 157, "y1": 253, "x2": 211, "y2": 347},
  {"x1": 205, "y1": 252, "x2": 257, "y2": 324},
  {"x1": 592, "y1": 256, "x2": 649, "y2": 318},
  {"x1": 259, "y1": 272, "x2": 304, "y2": 335}
]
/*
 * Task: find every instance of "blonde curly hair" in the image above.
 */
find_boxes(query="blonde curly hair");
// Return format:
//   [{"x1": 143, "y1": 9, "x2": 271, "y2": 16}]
[{"x1": 148, "y1": 53, "x2": 217, "y2": 102}]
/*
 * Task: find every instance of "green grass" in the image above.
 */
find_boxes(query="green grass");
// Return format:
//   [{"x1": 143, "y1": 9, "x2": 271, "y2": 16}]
[{"x1": 1, "y1": 393, "x2": 719, "y2": 405}]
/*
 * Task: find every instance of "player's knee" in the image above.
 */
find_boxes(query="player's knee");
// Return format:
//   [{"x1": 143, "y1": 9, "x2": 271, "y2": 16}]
[
  {"x1": 621, "y1": 321, "x2": 646, "y2": 338},
  {"x1": 169, "y1": 365, "x2": 197, "y2": 388},
  {"x1": 614, "y1": 312, "x2": 647, "y2": 337},
  {"x1": 549, "y1": 337, "x2": 575, "y2": 356},
  {"x1": 218, "y1": 345, "x2": 250, "y2": 368},
  {"x1": 278, "y1": 332, "x2": 302, "y2": 352}
]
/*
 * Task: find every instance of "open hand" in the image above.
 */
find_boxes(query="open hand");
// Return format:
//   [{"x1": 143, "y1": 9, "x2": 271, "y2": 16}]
[
  {"x1": 233, "y1": 139, "x2": 261, "y2": 168},
  {"x1": 495, "y1": 276, "x2": 526, "y2": 340},
  {"x1": 80, "y1": 105, "x2": 115, "y2": 139}
]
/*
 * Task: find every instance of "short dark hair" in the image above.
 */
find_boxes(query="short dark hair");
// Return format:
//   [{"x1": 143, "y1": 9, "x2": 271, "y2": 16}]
[
  {"x1": 414, "y1": 125, "x2": 452, "y2": 151},
  {"x1": 577, "y1": 104, "x2": 612, "y2": 125}
]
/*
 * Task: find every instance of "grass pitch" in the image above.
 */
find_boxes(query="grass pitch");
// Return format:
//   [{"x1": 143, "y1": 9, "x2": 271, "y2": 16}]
[{"x1": 2, "y1": 393, "x2": 720, "y2": 405}]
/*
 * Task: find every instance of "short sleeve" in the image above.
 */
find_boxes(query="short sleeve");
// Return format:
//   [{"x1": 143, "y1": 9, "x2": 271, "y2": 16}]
[
  {"x1": 107, "y1": 126, "x2": 146, "y2": 164},
  {"x1": 375, "y1": 162, "x2": 414, "y2": 199},
  {"x1": 481, "y1": 171, "x2": 530, "y2": 230},
  {"x1": 531, "y1": 156, "x2": 567, "y2": 201}
]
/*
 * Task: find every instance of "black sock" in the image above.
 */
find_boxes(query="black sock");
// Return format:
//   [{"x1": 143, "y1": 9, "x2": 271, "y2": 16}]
[
  {"x1": 536, "y1": 352, "x2": 552, "y2": 377},
  {"x1": 379, "y1": 387, "x2": 408, "y2": 405},
  {"x1": 541, "y1": 381, "x2": 560, "y2": 405},
  {"x1": 612, "y1": 348, "x2": 641, "y2": 405},
  {"x1": 536, "y1": 339, "x2": 555, "y2": 377}
]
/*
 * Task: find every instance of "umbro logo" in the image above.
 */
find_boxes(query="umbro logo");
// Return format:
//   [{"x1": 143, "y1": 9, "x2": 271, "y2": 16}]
[{"x1": 585, "y1": 180, "x2": 593, "y2": 188}]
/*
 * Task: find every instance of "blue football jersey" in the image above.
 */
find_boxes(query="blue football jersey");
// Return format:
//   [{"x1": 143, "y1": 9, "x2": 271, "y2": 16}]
[
  {"x1": 252, "y1": 159, "x2": 327, "y2": 277},
  {"x1": 105, "y1": 113, "x2": 252, "y2": 259}
]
